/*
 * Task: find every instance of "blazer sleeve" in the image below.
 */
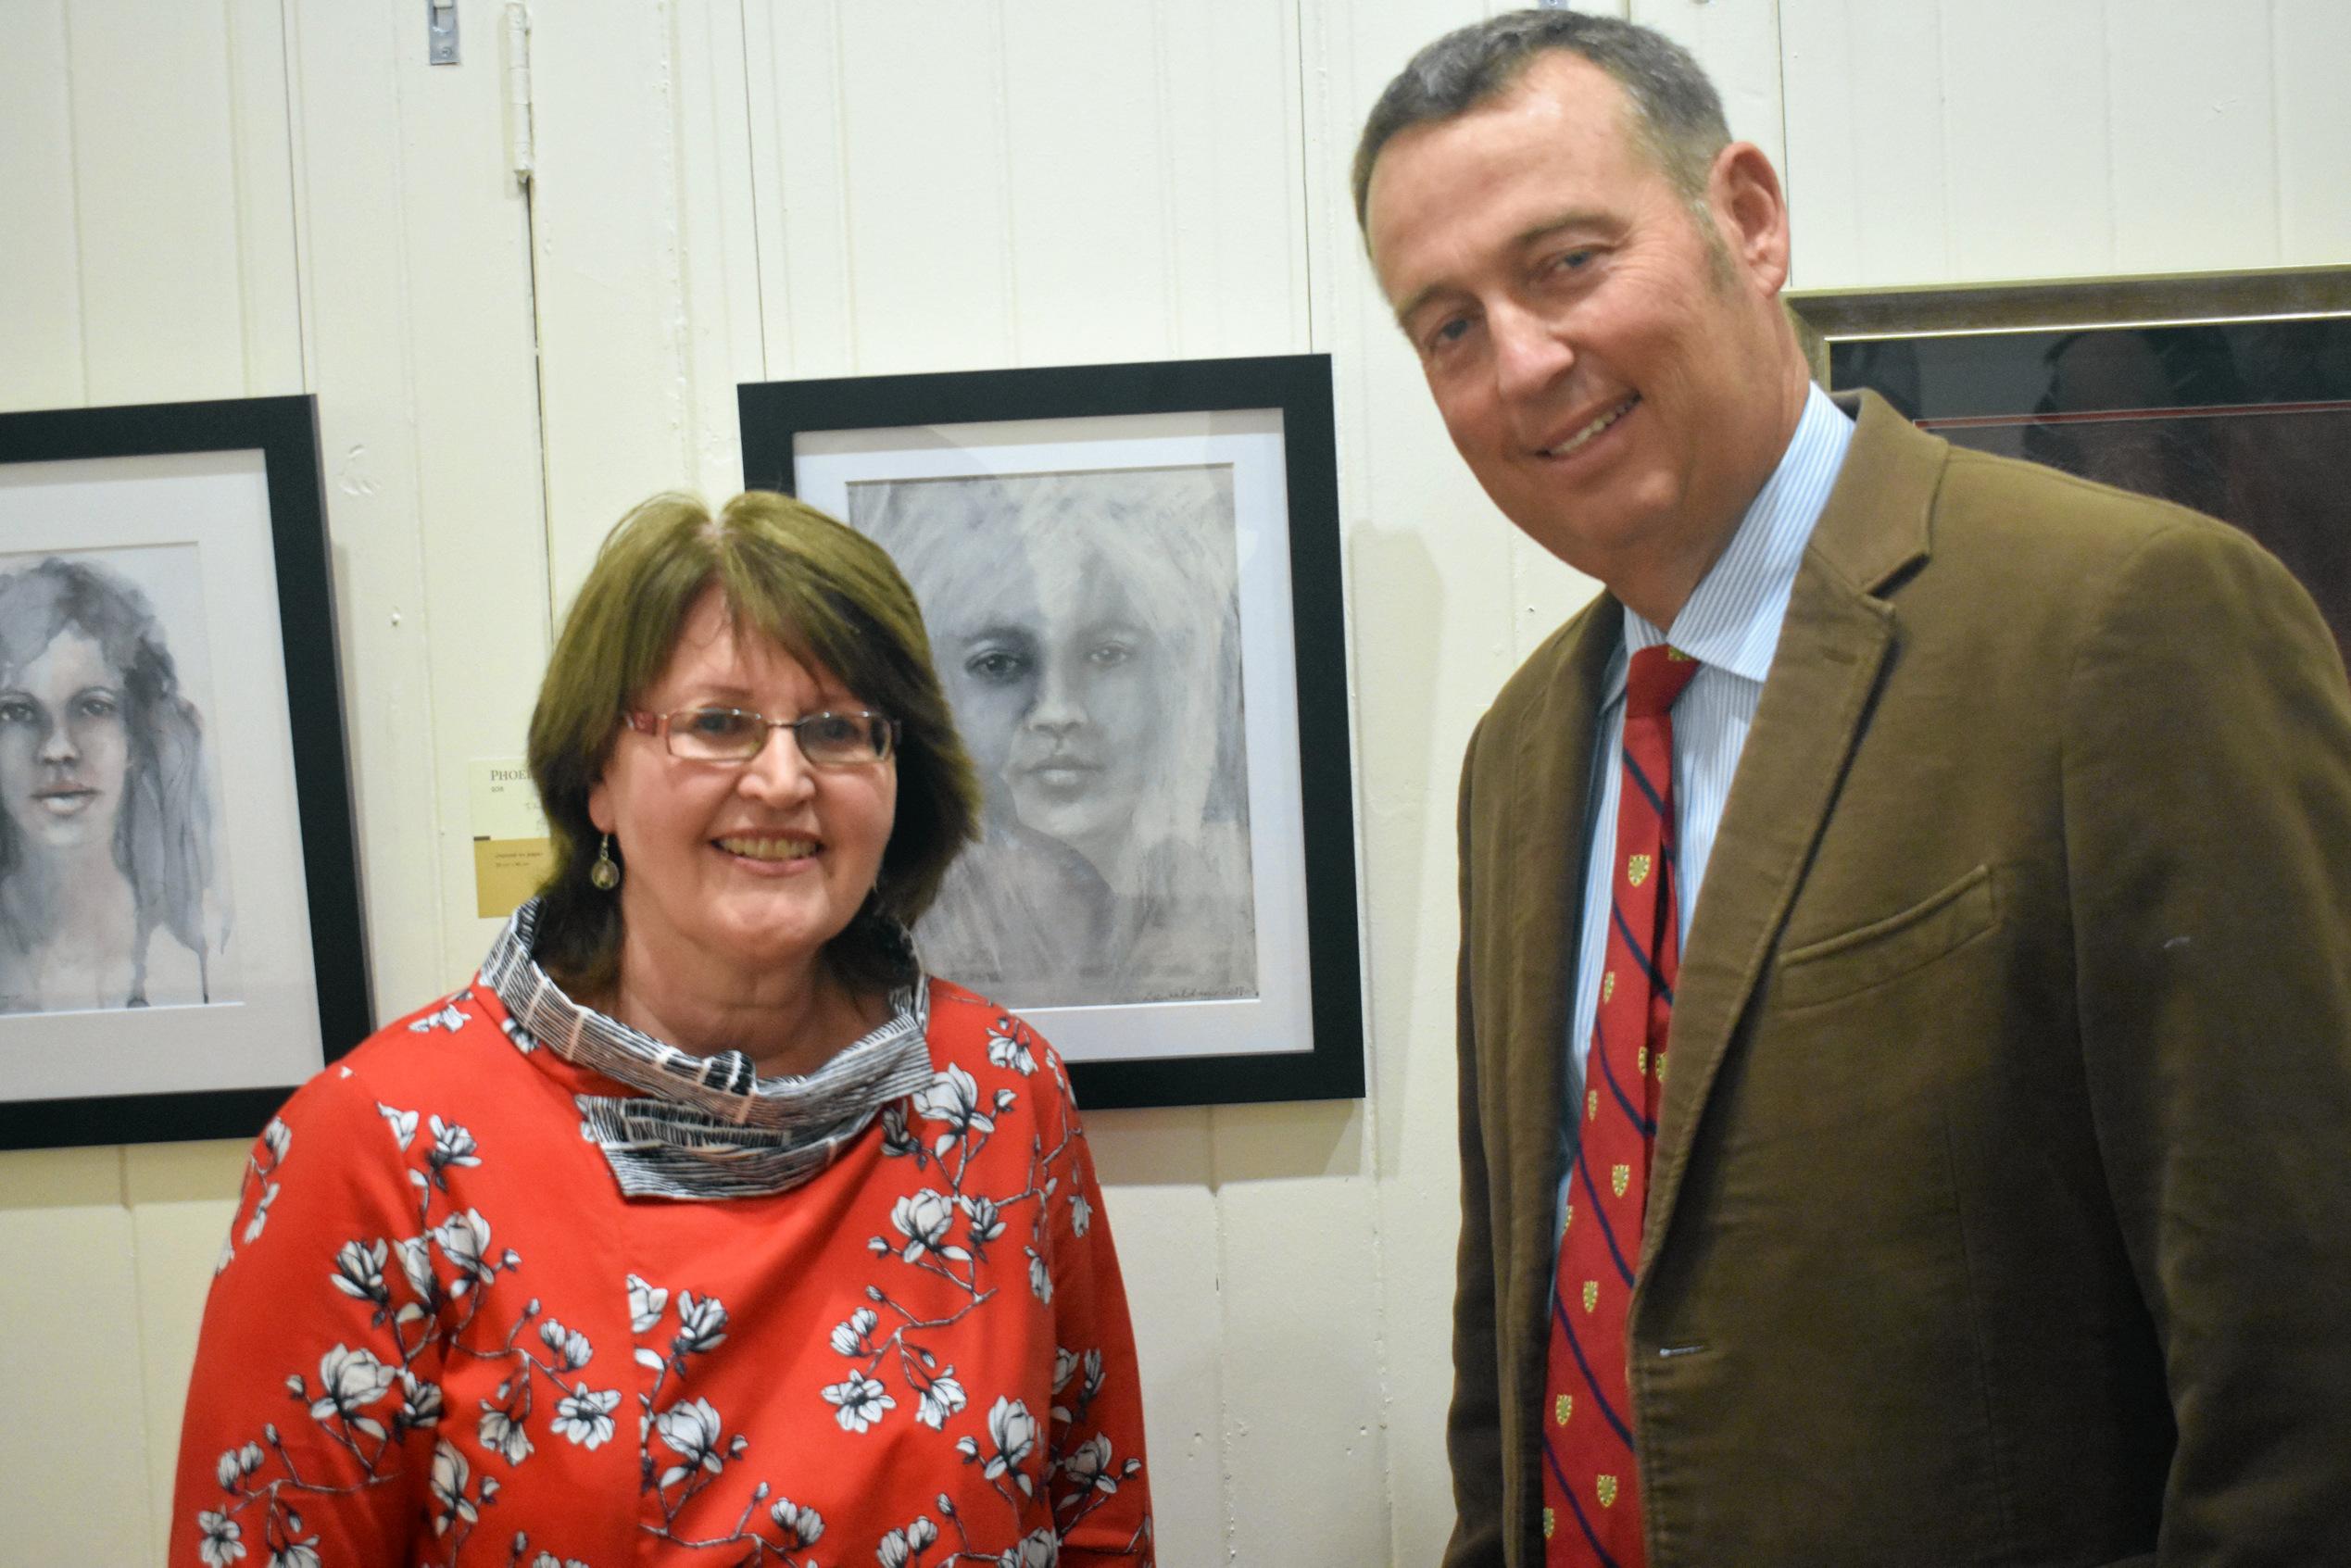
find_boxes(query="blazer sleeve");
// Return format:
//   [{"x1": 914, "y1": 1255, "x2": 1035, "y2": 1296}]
[
  {"x1": 1443, "y1": 713, "x2": 1509, "y2": 1568},
  {"x1": 2061, "y1": 517, "x2": 2351, "y2": 1562}
]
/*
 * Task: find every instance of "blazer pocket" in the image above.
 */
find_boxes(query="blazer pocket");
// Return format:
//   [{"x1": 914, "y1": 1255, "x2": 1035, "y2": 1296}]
[{"x1": 1775, "y1": 865, "x2": 1998, "y2": 1010}]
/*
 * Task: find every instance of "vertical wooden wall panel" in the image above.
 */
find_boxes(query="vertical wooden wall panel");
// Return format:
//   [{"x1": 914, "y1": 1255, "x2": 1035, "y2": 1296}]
[
  {"x1": 126, "y1": 1140, "x2": 248, "y2": 1550},
  {"x1": 2105, "y1": 0, "x2": 2279, "y2": 274},
  {"x1": 746, "y1": 0, "x2": 856, "y2": 378},
  {"x1": 831, "y1": 5, "x2": 1017, "y2": 373},
  {"x1": 0, "y1": 1149, "x2": 154, "y2": 1567},
  {"x1": 998, "y1": 0, "x2": 1176, "y2": 366},
  {"x1": 225, "y1": 0, "x2": 305, "y2": 395},
  {"x1": 65, "y1": 0, "x2": 250, "y2": 403},
  {"x1": 1779, "y1": 0, "x2": 1952, "y2": 289},
  {"x1": 1937, "y1": 0, "x2": 2115, "y2": 282},
  {"x1": 1303, "y1": 2, "x2": 1545, "y2": 1562},
  {"x1": 0, "y1": 0, "x2": 86, "y2": 412},
  {"x1": 2271, "y1": 0, "x2": 2351, "y2": 262}
]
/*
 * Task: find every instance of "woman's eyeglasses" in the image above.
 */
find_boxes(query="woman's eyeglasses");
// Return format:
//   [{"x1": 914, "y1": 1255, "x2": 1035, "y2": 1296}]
[{"x1": 621, "y1": 708, "x2": 898, "y2": 767}]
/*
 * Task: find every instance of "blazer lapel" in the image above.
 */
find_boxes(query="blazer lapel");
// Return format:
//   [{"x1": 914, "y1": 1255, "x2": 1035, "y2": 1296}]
[{"x1": 1640, "y1": 391, "x2": 1946, "y2": 1260}]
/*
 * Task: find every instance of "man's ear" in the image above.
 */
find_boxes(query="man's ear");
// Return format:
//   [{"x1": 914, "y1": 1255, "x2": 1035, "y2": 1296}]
[{"x1": 1710, "y1": 142, "x2": 1792, "y2": 295}]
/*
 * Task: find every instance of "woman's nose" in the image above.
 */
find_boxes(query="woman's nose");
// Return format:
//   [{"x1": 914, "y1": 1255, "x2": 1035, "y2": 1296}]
[
  {"x1": 735, "y1": 723, "x2": 817, "y2": 802},
  {"x1": 37, "y1": 719, "x2": 76, "y2": 764},
  {"x1": 1025, "y1": 655, "x2": 1086, "y2": 736}
]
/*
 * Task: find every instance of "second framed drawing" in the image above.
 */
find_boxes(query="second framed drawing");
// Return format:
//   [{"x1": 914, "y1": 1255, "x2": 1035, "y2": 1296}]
[{"x1": 741, "y1": 356, "x2": 1363, "y2": 1110}]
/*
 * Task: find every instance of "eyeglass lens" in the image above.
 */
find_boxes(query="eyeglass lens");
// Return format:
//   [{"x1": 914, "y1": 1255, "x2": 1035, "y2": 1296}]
[{"x1": 664, "y1": 708, "x2": 892, "y2": 765}]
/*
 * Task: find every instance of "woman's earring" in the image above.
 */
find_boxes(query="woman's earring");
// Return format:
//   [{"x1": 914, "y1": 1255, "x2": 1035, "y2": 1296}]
[{"x1": 590, "y1": 834, "x2": 622, "y2": 891}]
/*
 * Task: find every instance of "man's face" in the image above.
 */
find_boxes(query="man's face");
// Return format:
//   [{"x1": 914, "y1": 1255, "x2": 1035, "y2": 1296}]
[{"x1": 1364, "y1": 51, "x2": 1794, "y2": 613}]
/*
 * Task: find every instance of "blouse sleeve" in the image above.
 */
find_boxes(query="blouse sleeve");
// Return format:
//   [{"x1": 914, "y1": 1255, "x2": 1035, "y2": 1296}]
[
  {"x1": 170, "y1": 1066, "x2": 447, "y2": 1568},
  {"x1": 1034, "y1": 1047, "x2": 1156, "y2": 1566}
]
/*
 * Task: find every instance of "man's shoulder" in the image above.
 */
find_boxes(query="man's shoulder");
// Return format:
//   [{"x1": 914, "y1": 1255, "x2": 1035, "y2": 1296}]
[{"x1": 1925, "y1": 439, "x2": 2253, "y2": 568}]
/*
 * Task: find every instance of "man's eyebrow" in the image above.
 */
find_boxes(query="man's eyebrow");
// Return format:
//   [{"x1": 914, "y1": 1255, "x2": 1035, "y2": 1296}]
[{"x1": 1389, "y1": 208, "x2": 1615, "y2": 333}]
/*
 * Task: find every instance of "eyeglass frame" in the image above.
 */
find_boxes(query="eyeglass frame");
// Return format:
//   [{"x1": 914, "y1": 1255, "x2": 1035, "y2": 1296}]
[{"x1": 619, "y1": 706, "x2": 900, "y2": 767}]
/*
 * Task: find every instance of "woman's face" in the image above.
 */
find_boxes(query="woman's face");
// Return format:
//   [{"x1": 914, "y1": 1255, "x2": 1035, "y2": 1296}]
[
  {"x1": 936, "y1": 550, "x2": 1164, "y2": 861},
  {"x1": 588, "y1": 589, "x2": 898, "y2": 993},
  {"x1": 0, "y1": 627, "x2": 131, "y2": 855}
]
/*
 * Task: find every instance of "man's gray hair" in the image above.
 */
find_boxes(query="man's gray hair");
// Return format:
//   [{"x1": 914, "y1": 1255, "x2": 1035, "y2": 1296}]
[{"x1": 1351, "y1": 10, "x2": 1730, "y2": 232}]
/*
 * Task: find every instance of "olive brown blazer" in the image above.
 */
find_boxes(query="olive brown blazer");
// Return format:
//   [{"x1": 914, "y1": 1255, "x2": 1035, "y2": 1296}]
[{"x1": 1444, "y1": 391, "x2": 2351, "y2": 1567}]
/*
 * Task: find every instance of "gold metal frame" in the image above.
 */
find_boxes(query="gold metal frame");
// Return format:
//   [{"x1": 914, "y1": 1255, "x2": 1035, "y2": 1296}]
[{"x1": 1786, "y1": 265, "x2": 2351, "y2": 387}]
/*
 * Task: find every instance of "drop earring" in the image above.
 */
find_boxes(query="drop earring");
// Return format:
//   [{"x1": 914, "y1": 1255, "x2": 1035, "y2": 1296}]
[{"x1": 590, "y1": 833, "x2": 622, "y2": 891}]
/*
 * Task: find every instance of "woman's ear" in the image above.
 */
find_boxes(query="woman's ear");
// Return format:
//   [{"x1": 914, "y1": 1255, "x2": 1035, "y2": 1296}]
[{"x1": 586, "y1": 778, "x2": 614, "y2": 835}]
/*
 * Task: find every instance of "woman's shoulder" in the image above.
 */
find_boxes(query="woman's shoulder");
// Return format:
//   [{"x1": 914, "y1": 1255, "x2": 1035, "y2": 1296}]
[
  {"x1": 277, "y1": 981, "x2": 543, "y2": 1133},
  {"x1": 917, "y1": 977, "x2": 1085, "y2": 1119}
]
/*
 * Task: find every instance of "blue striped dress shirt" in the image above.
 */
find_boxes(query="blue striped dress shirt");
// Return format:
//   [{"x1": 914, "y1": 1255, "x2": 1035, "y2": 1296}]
[{"x1": 1555, "y1": 383, "x2": 1855, "y2": 1232}]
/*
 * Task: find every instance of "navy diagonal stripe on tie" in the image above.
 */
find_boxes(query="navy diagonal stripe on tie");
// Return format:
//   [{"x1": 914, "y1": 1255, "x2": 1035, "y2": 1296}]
[
  {"x1": 1621, "y1": 744, "x2": 1667, "y2": 824},
  {"x1": 1593, "y1": 1019, "x2": 1657, "y2": 1143},
  {"x1": 1610, "y1": 900, "x2": 1672, "y2": 1005},
  {"x1": 1541, "y1": 1433, "x2": 1626, "y2": 1568},
  {"x1": 1574, "y1": 1131, "x2": 1638, "y2": 1286},
  {"x1": 1553, "y1": 1288, "x2": 1637, "y2": 1450}
]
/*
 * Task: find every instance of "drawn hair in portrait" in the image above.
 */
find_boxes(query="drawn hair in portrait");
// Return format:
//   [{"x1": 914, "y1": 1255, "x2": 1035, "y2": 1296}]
[
  {"x1": 853, "y1": 464, "x2": 1258, "y2": 1009},
  {"x1": 0, "y1": 547, "x2": 236, "y2": 1015}
]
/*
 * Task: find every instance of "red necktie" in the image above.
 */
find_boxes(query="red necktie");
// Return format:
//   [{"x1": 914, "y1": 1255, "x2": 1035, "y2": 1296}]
[{"x1": 1541, "y1": 644, "x2": 1699, "y2": 1568}]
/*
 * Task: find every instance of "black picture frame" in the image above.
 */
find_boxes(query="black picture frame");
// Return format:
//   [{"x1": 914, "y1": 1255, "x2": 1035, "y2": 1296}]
[
  {"x1": 1791, "y1": 268, "x2": 2351, "y2": 665},
  {"x1": 741, "y1": 355, "x2": 1364, "y2": 1109},
  {"x1": 0, "y1": 395, "x2": 371, "y2": 1149}
]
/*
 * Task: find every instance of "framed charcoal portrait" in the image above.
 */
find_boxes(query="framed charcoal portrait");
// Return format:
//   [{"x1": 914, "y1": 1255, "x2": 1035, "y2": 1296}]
[
  {"x1": 0, "y1": 395, "x2": 369, "y2": 1149},
  {"x1": 1791, "y1": 267, "x2": 2351, "y2": 666},
  {"x1": 741, "y1": 355, "x2": 1364, "y2": 1110}
]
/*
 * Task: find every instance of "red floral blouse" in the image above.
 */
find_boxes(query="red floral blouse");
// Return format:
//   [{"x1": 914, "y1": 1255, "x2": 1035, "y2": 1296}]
[{"x1": 171, "y1": 962, "x2": 1153, "y2": 1568}]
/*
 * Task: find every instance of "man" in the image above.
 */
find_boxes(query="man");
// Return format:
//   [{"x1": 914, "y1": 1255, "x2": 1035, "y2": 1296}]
[{"x1": 1354, "y1": 13, "x2": 2351, "y2": 1567}]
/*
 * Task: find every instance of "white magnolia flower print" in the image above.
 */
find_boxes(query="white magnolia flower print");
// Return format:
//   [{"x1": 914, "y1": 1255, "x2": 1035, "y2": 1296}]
[
  {"x1": 822, "y1": 1371, "x2": 896, "y2": 1433},
  {"x1": 377, "y1": 1102, "x2": 419, "y2": 1150},
  {"x1": 1069, "y1": 1191, "x2": 1093, "y2": 1237},
  {"x1": 984, "y1": 1396, "x2": 1039, "y2": 1491},
  {"x1": 309, "y1": 1344, "x2": 396, "y2": 1435},
  {"x1": 831, "y1": 1305, "x2": 879, "y2": 1356},
  {"x1": 393, "y1": 1234, "x2": 438, "y2": 1302},
  {"x1": 1051, "y1": 1347, "x2": 1079, "y2": 1396},
  {"x1": 429, "y1": 1440, "x2": 479, "y2": 1536},
  {"x1": 214, "y1": 1441, "x2": 264, "y2": 1489},
  {"x1": 479, "y1": 1401, "x2": 533, "y2": 1464},
  {"x1": 626, "y1": 1271, "x2": 668, "y2": 1332},
  {"x1": 913, "y1": 1366, "x2": 967, "y2": 1429},
  {"x1": 769, "y1": 1497, "x2": 824, "y2": 1549},
  {"x1": 260, "y1": 1116, "x2": 291, "y2": 1162},
  {"x1": 242, "y1": 1181, "x2": 279, "y2": 1244},
  {"x1": 1001, "y1": 1530, "x2": 1058, "y2": 1568},
  {"x1": 987, "y1": 1016, "x2": 1037, "y2": 1075},
  {"x1": 1025, "y1": 1246, "x2": 1053, "y2": 1304},
  {"x1": 267, "y1": 1539, "x2": 321, "y2": 1568},
  {"x1": 196, "y1": 1508, "x2": 244, "y2": 1565},
  {"x1": 879, "y1": 1515, "x2": 938, "y2": 1567},
  {"x1": 673, "y1": 1290, "x2": 728, "y2": 1353},
  {"x1": 426, "y1": 1115, "x2": 481, "y2": 1181},
  {"x1": 892, "y1": 1187, "x2": 957, "y2": 1262},
  {"x1": 1061, "y1": 1432, "x2": 1116, "y2": 1496},
  {"x1": 655, "y1": 1397, "x2": 725, "y2": 1481},
  {"x1": 538, "y1": 1317, "x2": 592, "y2": 1370},
  {"x1": 912, "y1": 1063, "x2": 993, "y2": 1153},
  {"x1": 396, "y1": 1368, "x2": 444, "y2": 1429},
  {"x1": 329, "y1": 1237, "x2": 389, "y2": 1304},
  {"x1": 408, "y1": 999, "x2": 468, "y2": 1033},
  {"x1": 879, "y1": 1100, "x2": 922, "y2": 1160},
  {"x1": 553, "y1": 1382, "x2": 620, "y2": 1449},
  {"x1": 431, "y1": 1208, "x2": 497, "y2": 1290},
  {"x1": 962, "y1": 1194, "x2": 1006, "y2": 1250}
]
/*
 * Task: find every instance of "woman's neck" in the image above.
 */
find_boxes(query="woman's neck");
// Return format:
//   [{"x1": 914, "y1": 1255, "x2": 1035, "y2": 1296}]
[
  {"x1": 11, "y1": 845, "x2": 139, "y2": 1009},
  {"x1": 595, "y1": 935, "x2": 884, "y2": 1080}
]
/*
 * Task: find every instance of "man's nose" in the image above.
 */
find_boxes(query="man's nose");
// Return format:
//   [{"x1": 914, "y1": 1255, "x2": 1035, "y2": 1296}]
[{"x1": 1490, "y1": 299, "x2": 1576, "y2": 405}]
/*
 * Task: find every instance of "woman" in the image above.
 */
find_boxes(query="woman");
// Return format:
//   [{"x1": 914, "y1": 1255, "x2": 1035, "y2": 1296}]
[
  {"x1": 855, "y1": 467, "x2": 1256, "y2": 1009},
  {"x1": 0, "y1": 554, "x2": 222, "y2": 1012},
  {"x1": 172, "y1": 494, "x2": 1154, "y2": 1567}
]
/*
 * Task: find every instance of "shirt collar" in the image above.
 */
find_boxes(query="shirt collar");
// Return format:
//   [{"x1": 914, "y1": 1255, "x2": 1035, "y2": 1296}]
[{"x1": 1610, "y1": 381, "x2": 1856, "y2": 694}]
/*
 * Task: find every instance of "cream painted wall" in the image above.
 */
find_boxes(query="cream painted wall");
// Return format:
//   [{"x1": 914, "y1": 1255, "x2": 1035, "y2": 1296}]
[{"x1": 1, "y1": 3, "x2": 2343, "y2": 1565}]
